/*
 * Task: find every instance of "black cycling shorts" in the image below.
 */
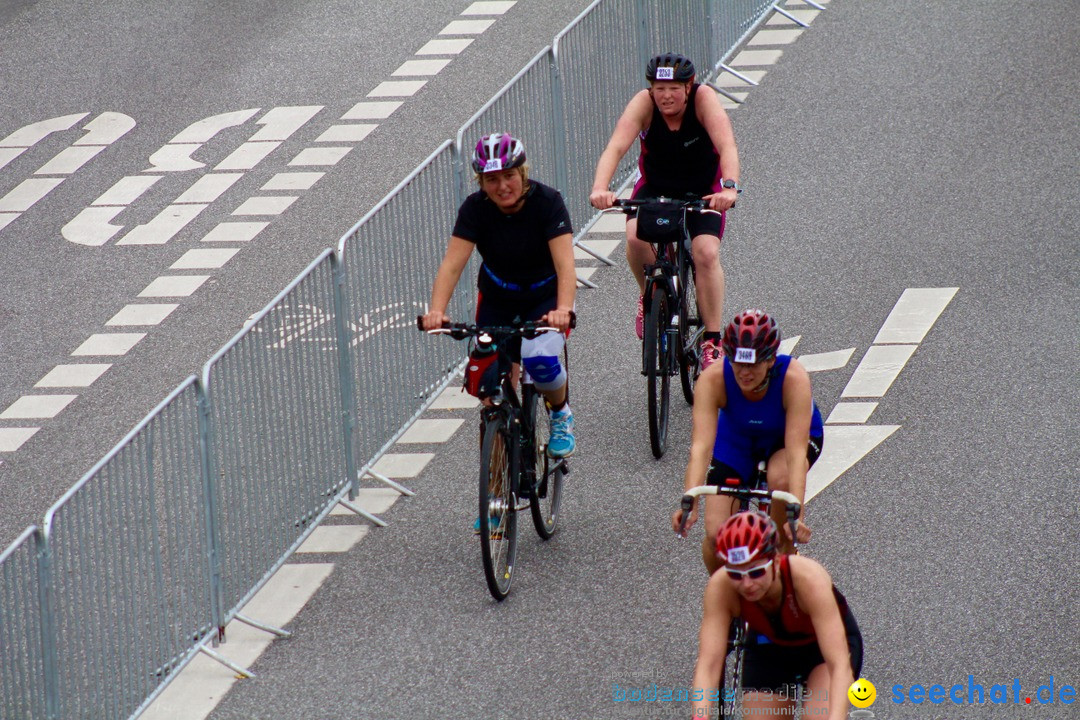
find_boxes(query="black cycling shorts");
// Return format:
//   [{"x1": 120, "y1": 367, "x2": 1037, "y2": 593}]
[
  {"x1": 706, "y1": 436, "x2": 824, "y2": 487},
  {"x1": 630, "y1": 183, "x2": 725, "y2": 239},
  {"x1": 741, "y1": 610, "x2": 864, "y2": 692}
]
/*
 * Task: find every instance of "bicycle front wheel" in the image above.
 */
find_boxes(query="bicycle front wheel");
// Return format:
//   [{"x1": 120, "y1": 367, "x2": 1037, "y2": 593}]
[
  {"x1": 524, "y1": 386, "x2": 564, "y2": 539},
  {"x1": 478, "y1": 415, "x2": 518, "y2": 600},
  {"x1": 643, "y1": 289, "x2": 671, "y2": 458},
  {"x1": 678, "y1": 257, "x2": 703, "y2": 405},
  {"x1": 720, "y1": 619, "x2": 747, "y2": 719}
]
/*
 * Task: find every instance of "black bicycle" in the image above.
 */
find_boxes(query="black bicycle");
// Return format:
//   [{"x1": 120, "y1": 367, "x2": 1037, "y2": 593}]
[
  {"x1": 611, "y1": 197, "x2": 718, "y2": 458},
  {"x1": 420, "y1": 316, "x2": 571, "y2": 600},
  {"x1": 677, "y1": 462, "x2": 802, "y2": 720}
]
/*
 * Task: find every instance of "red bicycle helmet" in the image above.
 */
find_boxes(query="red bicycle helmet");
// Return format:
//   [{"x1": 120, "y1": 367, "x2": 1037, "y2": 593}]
[
  {"x1": 715, "y1": 511, "x2": 778, "y2": 565},
  {"x1": 722, "y1": 309, "x2": 781, "y2": 364}
]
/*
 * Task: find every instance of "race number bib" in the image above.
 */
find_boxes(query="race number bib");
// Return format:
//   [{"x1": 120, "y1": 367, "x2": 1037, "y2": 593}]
[
  {"x1": 734, "y1": 348, "x2": 757, "y2": 364},
  {"x1": 655, "y1": 67, "x2": 675, "y2": 80},
  {"x1": 727, "y1": 546, "x2": 750, "y2": 564},
  {"x1": 483, "y1": 158, "x2": 503, "y2": 172}
]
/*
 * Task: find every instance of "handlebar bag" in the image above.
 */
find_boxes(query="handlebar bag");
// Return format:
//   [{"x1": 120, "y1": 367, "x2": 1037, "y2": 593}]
[{"x1": 635, "y1": 202, "x2": 682, "y2": 244}]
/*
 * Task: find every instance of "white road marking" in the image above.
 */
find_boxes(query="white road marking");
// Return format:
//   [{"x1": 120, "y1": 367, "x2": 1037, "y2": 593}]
[
  {"x1": 0, "y1": 213, "x2": 18, "y2": 231},
  {"x1": 139, "y1": 563, "x2": 334, "y2": 720},
  {"x1": 261, "y1": 172, "x2": 324, "y2": 191},
  {"x1": 873, "y1": 287, "x2": 958, "y2": 344},
  {"x1": 342, "y1": 101, "x2": 402, "y2": 120},
  {"x1": 106, "y1": 304, "x2": 178, "y2": 325},
  {"x1": 116, "y1": 203, "x2": 209, "y2": 244},
  {"x1": 92, "y1": 175, "x2": 162, "y2": 205},
  {"x1": 0, "y1": 147, "x2": 25, "y2": 170},
  {"x1": 71, "y1": 333, "x2": 146, "y2": 356},
  {"x1": 573, "y1": 239, "x2": 619, "y2": 260},
  {"x1": 840, "y1": 344, "x2": 918, "y2": 398},
  {"x1": 718, "y1": 93, "x2": 749, "y2": 109},
  {"x1": 0, "y1": 113, "x2": 87, "y2": 148},
  {"x1": 138, "y1": 276, "x2": 210, "y2": 298},
  {"x1": 0, "y1": 428, "x2": 39, "y2": 452},
  {"x1": 415, "y1": 38, "x2": 474, "y2": 55},
  {"x1": 371, "y1": 453, "x2": 435, "y2": 478},
  {"x1": 170, "y1": 248, "x2": 239, "y2": 269},
  {"x1": 577, "y1": 267, "x2": 597, "y2": 282},
  {"x1": 826, "y1": 402, "x2": 878, "y2": 425},
  {"x1": 72, "y1": 112, "x2": 136, "y2": 145},
  {"x1": 248, "y1": 106, "x2": 323, "y2": 141},
  {"x1": 779, "y1": 336, "x2": 802, "y2": 355},
  {"x1": 288, "y1": 147, "x2": 352, "y2": 166},
  {"x1": 439, "y1": 19, "x2": 496, "y2": 34},
  {"x1": 462, "y1": 1, "x2": 516, "y2": 14},
  {"x1": 34, "y1": 145, "x2": 105, "y2": 175},
  {"x1": 146, "y1": 109, "x2": 261, "y2": 171},
  {"x1": 231, "y1": 195, "x2": 298, "y2": 215},
  {"x1": 429, "y1": 386, "x2": 480, "y2": 410},
  {"x1": 296, "y1": 525, "x2": 369, "y2": 553},
  {"x1": 0, "y1": 178, "x2": 65, "y2": 211},
  {"x1": 61, "y1": 207, "x2": 125, "y2": 246},
  {"x1": 730, "y1": 49, "x2": 784, "y2": 65},
  {"x1": 397, "y1": 418, "x2": 465, "y2": 443},
  {"x1": 173, "y1": 173, "x2": 243, "y2": 203},
  {"x1": 767, "y1": 9, "x2": 819, "y2": 24},
  {"x1": 588, "y1": 212, "x2": 625, "y2": 233},
  {"x1": 145, "y1": 143, "x2": 204, "y2": 173},
  {"x1": 314, "y1": 124, "x2": 376, "y2": 143},
  {"x1": 392, "y1": 58, "x2": 453, "y2": 76},
  {"x1": 0, "y1": 395, "x2": 77, "y2": 420},
  {"x1": 35, "y1": 364, "x2": 112, "y2": 387},
  {"x1": 368, "y1": 80, "x2": 427, "y2": 97},
  {"x1": 805, "y1": 425, "x2": 899, "y2": 501},
  {"x1": 200, "y1": 221, "x2": 268, "y2": 243},
  {"x1": 213, "y1": 141, "x2": 281, "y2": 171},
  {"x1": 798, "y1": 347, "x2": 854, "y2": 372},
  {"x1": 747, "y1": 28, "x2": 804, "y2": 45}
]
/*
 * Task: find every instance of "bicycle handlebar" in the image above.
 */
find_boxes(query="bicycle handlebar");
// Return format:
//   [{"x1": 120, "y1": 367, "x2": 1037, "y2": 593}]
[
  {"x1": 416, "y1": 314, "x2": 576, "y2": 340},
  {"x1": 609, "y1": 197, "x2": 722, "y2": 216},
  {"x1": 676, "y1": 486, "x2": 802, "y2": 538}
]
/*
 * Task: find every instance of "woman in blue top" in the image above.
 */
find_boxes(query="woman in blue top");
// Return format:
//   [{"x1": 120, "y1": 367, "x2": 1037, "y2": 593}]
[{"x1": 673, "y1": 310, "x2": 824, "y2": 572}]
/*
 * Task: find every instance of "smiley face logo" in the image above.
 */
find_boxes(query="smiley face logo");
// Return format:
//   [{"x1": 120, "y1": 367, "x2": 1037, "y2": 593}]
[{"x1": 848, "y1": 678, "x2": 877, "y2": 708}]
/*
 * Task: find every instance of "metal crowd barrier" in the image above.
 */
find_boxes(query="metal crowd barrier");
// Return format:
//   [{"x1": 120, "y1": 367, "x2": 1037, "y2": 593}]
[{"x1": 0, "y1": 1, "x2": 815, "y2": 717}]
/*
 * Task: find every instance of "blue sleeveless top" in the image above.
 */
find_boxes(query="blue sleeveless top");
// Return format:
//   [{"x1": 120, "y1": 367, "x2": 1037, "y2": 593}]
[{"x1": 713, "y1": 355, "x2": 823, "y2": 458}]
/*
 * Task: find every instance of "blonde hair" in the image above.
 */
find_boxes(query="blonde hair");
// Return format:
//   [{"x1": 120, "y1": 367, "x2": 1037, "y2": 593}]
[{"x1": 475, "y1": 163, "x2": 530, "y2": 193}]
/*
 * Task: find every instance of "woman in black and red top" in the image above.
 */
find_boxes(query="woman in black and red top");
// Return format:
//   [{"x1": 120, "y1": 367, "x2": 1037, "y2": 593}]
[{"x1": 690, "y1": 511, "x2": 863, "y2": 719}]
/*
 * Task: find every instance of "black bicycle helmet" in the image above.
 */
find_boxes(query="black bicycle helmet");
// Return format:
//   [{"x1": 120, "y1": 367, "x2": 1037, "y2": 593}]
[{"x1": 645, "y1": 53, "x2": 695, "y2": 82}]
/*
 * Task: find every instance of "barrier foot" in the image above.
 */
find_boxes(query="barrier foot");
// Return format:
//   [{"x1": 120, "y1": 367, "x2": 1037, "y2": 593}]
[
  {"x1": 706, "y1": 83, "x2": 745, "y2": 105},
  {"x1": 338, "y1": 498, "x2": 388, "y2": 527},
  {"x1": 717, "y1": 63, "x2": 759, "y2": 86},
  {"x1": 793, "y1": 0, "x2": 825, "y2": 10},
  {"x1": 773, "y1": 6, "x2": 810, "y2": 27},
  {"x1": 574, "y1": 239, "x2": 617, "y2": 266},
  {"x1": 234, "y1": 612, "x2": 291, "y2": 638},
  {"x1": 576, "y1": 273, "x2": 599, "y2": 289},
  {"x1": 364, "y1": 470, "x2": 416, "y2": 497},
  {"x1": 199, "y1": 646, "x2": 255, "y2": 679}
]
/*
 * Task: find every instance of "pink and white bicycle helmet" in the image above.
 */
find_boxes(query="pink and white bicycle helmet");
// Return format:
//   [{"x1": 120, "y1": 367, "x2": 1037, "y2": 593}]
[{"x1": 471, "y1": 133, "x2": 526, "y2": 174}]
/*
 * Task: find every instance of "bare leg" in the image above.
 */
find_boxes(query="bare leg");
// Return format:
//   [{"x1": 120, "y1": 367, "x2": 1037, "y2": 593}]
[{"x1": 691, "y1": 233, "x2": 724, "y2": 332}]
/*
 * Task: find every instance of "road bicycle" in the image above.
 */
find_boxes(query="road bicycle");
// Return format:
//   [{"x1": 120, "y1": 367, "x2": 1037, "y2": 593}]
[
  {"x1": 610, "y1": 197, "x2": 719, "y2": 458},
  {"x1": 677, "y1": 461, "x2": 803, "y2": 720},
  {"x1": 420, "y1": 316, "x2": 571, "y2": 600}
]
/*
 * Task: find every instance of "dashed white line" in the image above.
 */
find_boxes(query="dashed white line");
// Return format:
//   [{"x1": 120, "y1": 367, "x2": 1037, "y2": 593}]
[
  {"x1": 261, "y1": 172, "x2": 325, "y2": 191},
  {"x1": 730, "y1": 49, "x2": 784, "y2": 65},
  {"x1": 232, "y1": 196, "x2": 298, "y2": 215},
  {"x1": 798, "y1": 348, "x2": 854, "y2": 373},
  {"x1": 0, "y1": 213, "x2": 18, "y2": 231},
  {"x1": 0, "y1": 428, "x2": 40, "y2": 452},
  {"x1": 342, "y1": 101, "x2": 402, "y2": 119},
  {"x1": 398, "y1": 418, "x2": 466, "y2": 443},
  {"x1": 289, "y1": 147, "x2": 352, "y2": 166},
  {"x1": 367, "y1": 80, "x2": 427, "y2": 97},
  {"x1": 0, "y1": 178, "x2": 65, "y2": 212},
  {"x1": 174, "y1": 173, "x2": 243, "y2": 204},
  {"x1": 214, "y1": 141, "x2": 282, "y2": 171},
  {"x1": 873, "y1": 287, "x2": 958, "y2": 344},
  {"x1": 747, "y1": 28, "x2": 804, "y2": 45},
  {"x1": 138, "y1": 276, "x2": 210, "y2": 298},
  {"x1": 415, "y1": 38, "x2": 474, "y2": 55},
  {"x1": 201, "y1": 221, "x2": 268, "y2": 242},
  {"x1": 370, "y1": 453, "x2": 435, "y2": 478},
  {"x1": 392, "y1": 58, "x2": 453, "y2": 76},
  {"x1": 71, "y1": 333, "x2": 146, "y2": 356},
  {"x1": 35, "y1": 364, "x2": 112, "y2": 387},
  {"x1": 440, "y1": 19, "x2": 496, "y2": 34},
  {"x1": 0, "y1": 395, "x2": 77, "y2": 420},
  {"x1": 462, "y1": 1, "x2": 516, "y2": 14},
  {"x1": 106, "y1": 304, "x2": 179, "y2": 325},
  {"x1": 826, "y1": 402, "x2": 879, "y2": 425},
  {"x1": 314, "y1": 124, "x2": 376, "y2": 143},
  {"x1": 296, "y1": 526, "x2": 369, "y2": 554},
  {"x1": 170, "y1": 248, "x2": 239, "y2": 270},
  {"x1": 841, "y1": 344, "x2": 918, "y2": 398}
]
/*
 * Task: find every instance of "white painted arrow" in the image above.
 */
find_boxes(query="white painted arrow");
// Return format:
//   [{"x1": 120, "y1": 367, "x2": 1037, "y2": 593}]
[
  {"x1": 805, "y1": 424, "x2": 899, "y2": 502},
  {"x1": 146, "y1": 108, "x2": 260, "y2": 172}
]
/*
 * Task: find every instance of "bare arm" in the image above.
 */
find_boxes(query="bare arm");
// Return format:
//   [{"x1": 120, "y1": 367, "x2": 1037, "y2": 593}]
[
  {"x1": 421, "y1": 235, "x2": 474, "y2": 330},
  {"x1": 790, "y1": 557, "x2": 855, "y2": 718},
  {"x1": 690, "y1": 573, "x2": 736, "y2": 719},
  {"x1": 781, "y1": 358, "x2": 814, "y2": 541},
  {"x1": 589, "y1": 91, "x2": 652, "y2": 209},
  {"x1": 695, "y1": 86, "x2": 740, "y2": 211},
  {"x1": 543, "y1": 232, "x2": 576, "y2": 332},
  {"x1": 672, "y1": 365, "x2": 727, "y2": 534}
]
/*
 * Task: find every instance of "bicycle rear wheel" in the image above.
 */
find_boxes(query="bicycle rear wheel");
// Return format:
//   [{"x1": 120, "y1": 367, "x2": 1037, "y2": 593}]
[
  {"x1": 678, "y1": 255, "x2": 703, "y2": 405},
  {"x1": 719, "y1": 619, "x2": 747, "y2": 719},
  {"x1": 523, "y1": 386, "x2": 564, "y2": 539},
  {"x1": 478, "y1": 415, "x2": 518, "y2": 600},
  {"x1": 643, "y1": 289, "x2": 671, "y2": 458}
]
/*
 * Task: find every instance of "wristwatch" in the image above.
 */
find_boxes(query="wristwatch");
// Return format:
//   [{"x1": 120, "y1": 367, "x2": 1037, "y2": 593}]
[{"x1": 721, "y1": 179, "x2": 742, "y2": 193}]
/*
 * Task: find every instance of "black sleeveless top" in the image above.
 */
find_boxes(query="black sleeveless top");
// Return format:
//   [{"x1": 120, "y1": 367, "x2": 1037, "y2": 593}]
[{"x1": 638, "y1": 83, "x2": 721, "y2": 197}]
